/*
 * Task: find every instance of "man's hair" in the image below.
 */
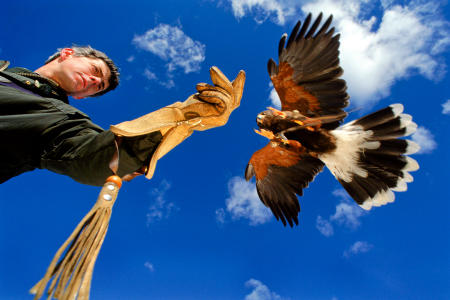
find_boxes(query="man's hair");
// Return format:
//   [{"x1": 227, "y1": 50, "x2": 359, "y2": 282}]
[{"x1": 46, "y1": 45, "x2": 120, "y2": 97}]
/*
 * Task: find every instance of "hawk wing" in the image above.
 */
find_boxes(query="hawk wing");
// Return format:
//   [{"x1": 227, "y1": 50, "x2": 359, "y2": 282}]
[
  {"x1": 267, "y1": 13, "x2": 349, "y2": 129},
  {"x1": 245, "y1": 142, "x2": 324, "y2": 227}
]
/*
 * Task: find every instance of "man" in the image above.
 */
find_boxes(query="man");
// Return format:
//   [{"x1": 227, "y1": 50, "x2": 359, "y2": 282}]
[{"x1": 0, "y1": 46, "x2": 245, "y2": 186}]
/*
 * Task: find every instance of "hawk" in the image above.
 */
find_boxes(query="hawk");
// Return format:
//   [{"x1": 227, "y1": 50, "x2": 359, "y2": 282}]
[{"x1": 245, "y1": 13, "x2": 420, "y2": 227}]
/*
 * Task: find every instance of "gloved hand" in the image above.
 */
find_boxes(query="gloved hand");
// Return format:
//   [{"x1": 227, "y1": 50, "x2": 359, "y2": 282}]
[
  {"x1": 181, "y1": 66, "x2": 245, "y2": 131},
  {"x1": 109, "y1": 66, "x2": 245, "y2": 180},
  {"x1": 110, "y1": 66, "x2": 245, "y2": 136}
]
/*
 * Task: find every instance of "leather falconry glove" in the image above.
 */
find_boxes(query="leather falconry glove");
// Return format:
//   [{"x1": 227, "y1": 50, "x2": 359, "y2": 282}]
[{"x1": 110, "y1": 66, "x2": 246, "y2": 179}]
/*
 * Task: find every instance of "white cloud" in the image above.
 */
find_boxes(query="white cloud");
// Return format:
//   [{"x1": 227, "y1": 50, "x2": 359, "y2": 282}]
[
  {"x1": 222, "y1": 177, "x2": 272, "y2": 226},
  {"x1": 380, "y1": 0, "x2": 394, "y2": 10},
  {"x1": 343, "y1": 241, "x2": 373, "y2": 257},
  {"x1": 215, "y1": 208, "x2": 226, "y2": 224},
  {"x1": 229, "y1": 0, "x2": 297, "y2": 25},
  {"x1": 316, "y1": 189, "x2": 366, "y2": 236},
  {"x1": 411, "y1": 126, "x2": 437, "y2": 154},
  {"x1": 143, "y1": 67, "x2": 175, "y2": 88},
  {"x1": 245, "y1": 279, "x2": 285, "y2": 300},
  {"x1": 229, "y1": 1, "x2": 449, "y2": 106},
  {"x1": 127, "y1": 55, "x2": 135, "y2": 63},
  {"x1": 268, "y1": 85, "x2": 281, "y2": 108},
  {"x1": 133, "y1": 24, "x2": 205, "y2": 74},
  {"x1": 330, "y1": 189, "x2": 365, "y2": 229},
  {"x1": 330, "y1": 201, "x2": 365, "y2": 229},
  {"x1": 302, "y1": 0, "x2": 449, "y2": 105},
  {"x1": 146, "y1": 180, "x2": 178, "y2": 224},
  {"x1": 316, "y1": 216, "x2": 334, "y2": 237},
  {"x1": 442, "y1": 100, "x2": 450, "y2": 115},
  {"x1": 160, "y1": 78, "x2": 175, "y2": 89},
  {"x1": 144, "y1": 261, "x2": 155, "y2": 272},
  {"x1": 143, "y1": 68, "x2": 157, "y2": 80}
]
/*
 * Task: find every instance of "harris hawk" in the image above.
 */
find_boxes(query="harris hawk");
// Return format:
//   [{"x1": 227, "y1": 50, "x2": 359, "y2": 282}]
[{"x1": 245, "y1": 13, "x2": 420, "y2": 227}]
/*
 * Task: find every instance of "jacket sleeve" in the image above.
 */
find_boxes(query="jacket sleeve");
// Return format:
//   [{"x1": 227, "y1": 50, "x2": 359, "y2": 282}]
[
  {"x1": 0, "y1": 75, "x2": 163, "y2": 186},
  {"x1": 40, "y1": 114, "x2": 162, "y2": 186}
]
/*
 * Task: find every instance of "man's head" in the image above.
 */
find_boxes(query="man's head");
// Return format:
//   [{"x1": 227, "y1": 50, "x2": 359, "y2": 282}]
[{"x1": 40, "y1": 46, "x2": 120, "y2": 99}]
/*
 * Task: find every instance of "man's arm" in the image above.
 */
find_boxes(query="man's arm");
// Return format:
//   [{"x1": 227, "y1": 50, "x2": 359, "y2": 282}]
[
  {"x1": 40, "y1": 116, "x2": 162, "y2": 185},
  {"x1": 1, "y1": 66, "x2": 244, "y2": 186},
  {"x1": 0, "y1": 84, "x2": 161, "y2": 186}
]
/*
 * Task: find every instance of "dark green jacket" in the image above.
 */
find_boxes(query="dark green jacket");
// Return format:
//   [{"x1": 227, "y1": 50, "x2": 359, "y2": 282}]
[{"x1": 0, "y1": 60, "x2": 162, "y2": 186}]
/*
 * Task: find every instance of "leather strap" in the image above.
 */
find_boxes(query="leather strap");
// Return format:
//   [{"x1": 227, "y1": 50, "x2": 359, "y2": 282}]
[{"x1": 108, "y1": 136, "x2": 121, "y2": 175}]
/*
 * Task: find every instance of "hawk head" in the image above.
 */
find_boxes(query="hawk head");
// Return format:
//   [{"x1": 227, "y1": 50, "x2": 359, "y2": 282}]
[
  {"x1": 257, "y1": 108, "x2": 308, "y2": 134},
  {"x1": 256, "y1": 110, "x2": 277, "y2": 130}
]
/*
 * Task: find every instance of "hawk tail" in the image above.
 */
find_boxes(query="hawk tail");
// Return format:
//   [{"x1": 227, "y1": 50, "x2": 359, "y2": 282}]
[{"x1": 319, "y1": 104, "x2": 420, "y2": 210}]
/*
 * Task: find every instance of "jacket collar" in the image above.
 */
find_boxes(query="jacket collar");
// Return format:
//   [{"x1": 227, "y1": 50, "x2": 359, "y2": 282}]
[{"x1": 0, "y1": 62, "x2": 69, "y2": 103}]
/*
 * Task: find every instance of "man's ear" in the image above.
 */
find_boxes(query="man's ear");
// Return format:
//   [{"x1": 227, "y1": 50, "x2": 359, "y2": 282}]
[{"x1": 60, "y1": 48, "x2": 75, "y2": 60}]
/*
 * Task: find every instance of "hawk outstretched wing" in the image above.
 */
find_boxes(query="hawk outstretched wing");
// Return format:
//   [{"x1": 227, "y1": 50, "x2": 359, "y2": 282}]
[
  {"x1": 268, "y1": 13, "x2": 349, "y2": 130},
  {"x1": 245, "y1": 142, "x2": 324, "y2": 227}
]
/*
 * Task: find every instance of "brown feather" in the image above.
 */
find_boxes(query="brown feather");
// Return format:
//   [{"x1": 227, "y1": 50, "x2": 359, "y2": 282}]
[
  {"x1": 271, "y1": 62, "x2": 320, "y2": 114},
  {"x1": 246, "y1": 141, "x2": 324, "y2": 227},
  {"x1": 267, "y1": 13, "x2": 349, "y2": 129},
  {"x1": 249, "y1": 142, "x2": 303, "y2": 180}
]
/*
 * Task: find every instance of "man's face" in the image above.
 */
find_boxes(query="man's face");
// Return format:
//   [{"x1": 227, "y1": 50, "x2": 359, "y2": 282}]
[{"x1": 55, "y1": 48, "x2": 111, "y2": 99}]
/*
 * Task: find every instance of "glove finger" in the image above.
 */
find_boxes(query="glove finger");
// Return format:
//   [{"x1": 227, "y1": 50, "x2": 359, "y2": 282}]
[
  {"x1": 196, "y1": 83, "x2": 229, "y2": 97},
  {"x1": 198, "y1": 96, "x2": 226, "y2": 110},
  {"x1": 199, "y1": 90, "x2": 229, "y2": 101},
  {"x1": 231, "y1": 70, "x2": 246, "y2": 106},
  {"x1": 197, "y1": 92, "x2": 227, "y2": 106},
  {"x1": 210, "y1": 66, "x2": 233, "y2": 94}
]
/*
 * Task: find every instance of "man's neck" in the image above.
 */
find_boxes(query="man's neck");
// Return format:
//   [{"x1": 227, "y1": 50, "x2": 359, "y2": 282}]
[{"x1": 34, "y1": 61, "x2": 61, "y2": 87}]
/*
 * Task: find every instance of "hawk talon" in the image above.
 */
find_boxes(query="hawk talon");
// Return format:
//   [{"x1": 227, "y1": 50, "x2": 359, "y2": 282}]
[
  {"x1": 254, "y1": 128, "x2": 275, "y2": 140},
  {"x1": 278, "y1": 132, "x2": 288, "y2": 141}
]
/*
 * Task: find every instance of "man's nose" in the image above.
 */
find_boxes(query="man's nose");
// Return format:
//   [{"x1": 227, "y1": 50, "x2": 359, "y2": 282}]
[{"x1": 88, "y1": 75, "x2": 101, "y2": 86}]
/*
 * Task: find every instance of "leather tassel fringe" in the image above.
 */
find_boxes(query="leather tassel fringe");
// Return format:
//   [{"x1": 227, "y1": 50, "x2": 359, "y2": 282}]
[{"x1": 30, "y1": 176, "x2": 122, "y2": 300}]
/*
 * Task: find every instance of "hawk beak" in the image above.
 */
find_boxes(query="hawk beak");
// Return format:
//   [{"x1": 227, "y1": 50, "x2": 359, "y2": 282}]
[{"x1": 267, "y1": 107, "x2": 286, "y2": 118}]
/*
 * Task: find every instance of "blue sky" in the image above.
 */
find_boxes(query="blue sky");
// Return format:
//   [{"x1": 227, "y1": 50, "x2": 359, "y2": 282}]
[{"x1": 1, "y1": 0, "x2": 449, "y2": 299}]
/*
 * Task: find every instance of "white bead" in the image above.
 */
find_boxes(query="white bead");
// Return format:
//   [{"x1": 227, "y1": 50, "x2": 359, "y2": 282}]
[
  {"x1": 107, "y1": 184, "x2": 115, "y2": 191},
  {"x1": 103, "y1": 194, "x2": 112, "y2": 201}
]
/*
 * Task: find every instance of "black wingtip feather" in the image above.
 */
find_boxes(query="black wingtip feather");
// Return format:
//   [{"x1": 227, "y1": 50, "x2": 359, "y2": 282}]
[
  {"x1": 297, "y1": 13, "x2": 312, "y2": 40},
  {"x1": 315, "y1": 14, "x2": 332, "y2": 37},
  {"x1": 326, "y1": 27, "x2": 335, "y2": 37},
  {"x1": 275, "y1": 206, "x2": 287, "y2": 226},
  {"x1": 267, "y1": 58, "x2": 277, "y2": 77},
  {"x1": 278, "y1": 33, "x2": 287, "y2": 56},
  {"x1": 286, "y1": 21, "x2": 301, "y2": 50},
  {"x1": 305, "y1": 12, "x2": 323, "y2": 39}
]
